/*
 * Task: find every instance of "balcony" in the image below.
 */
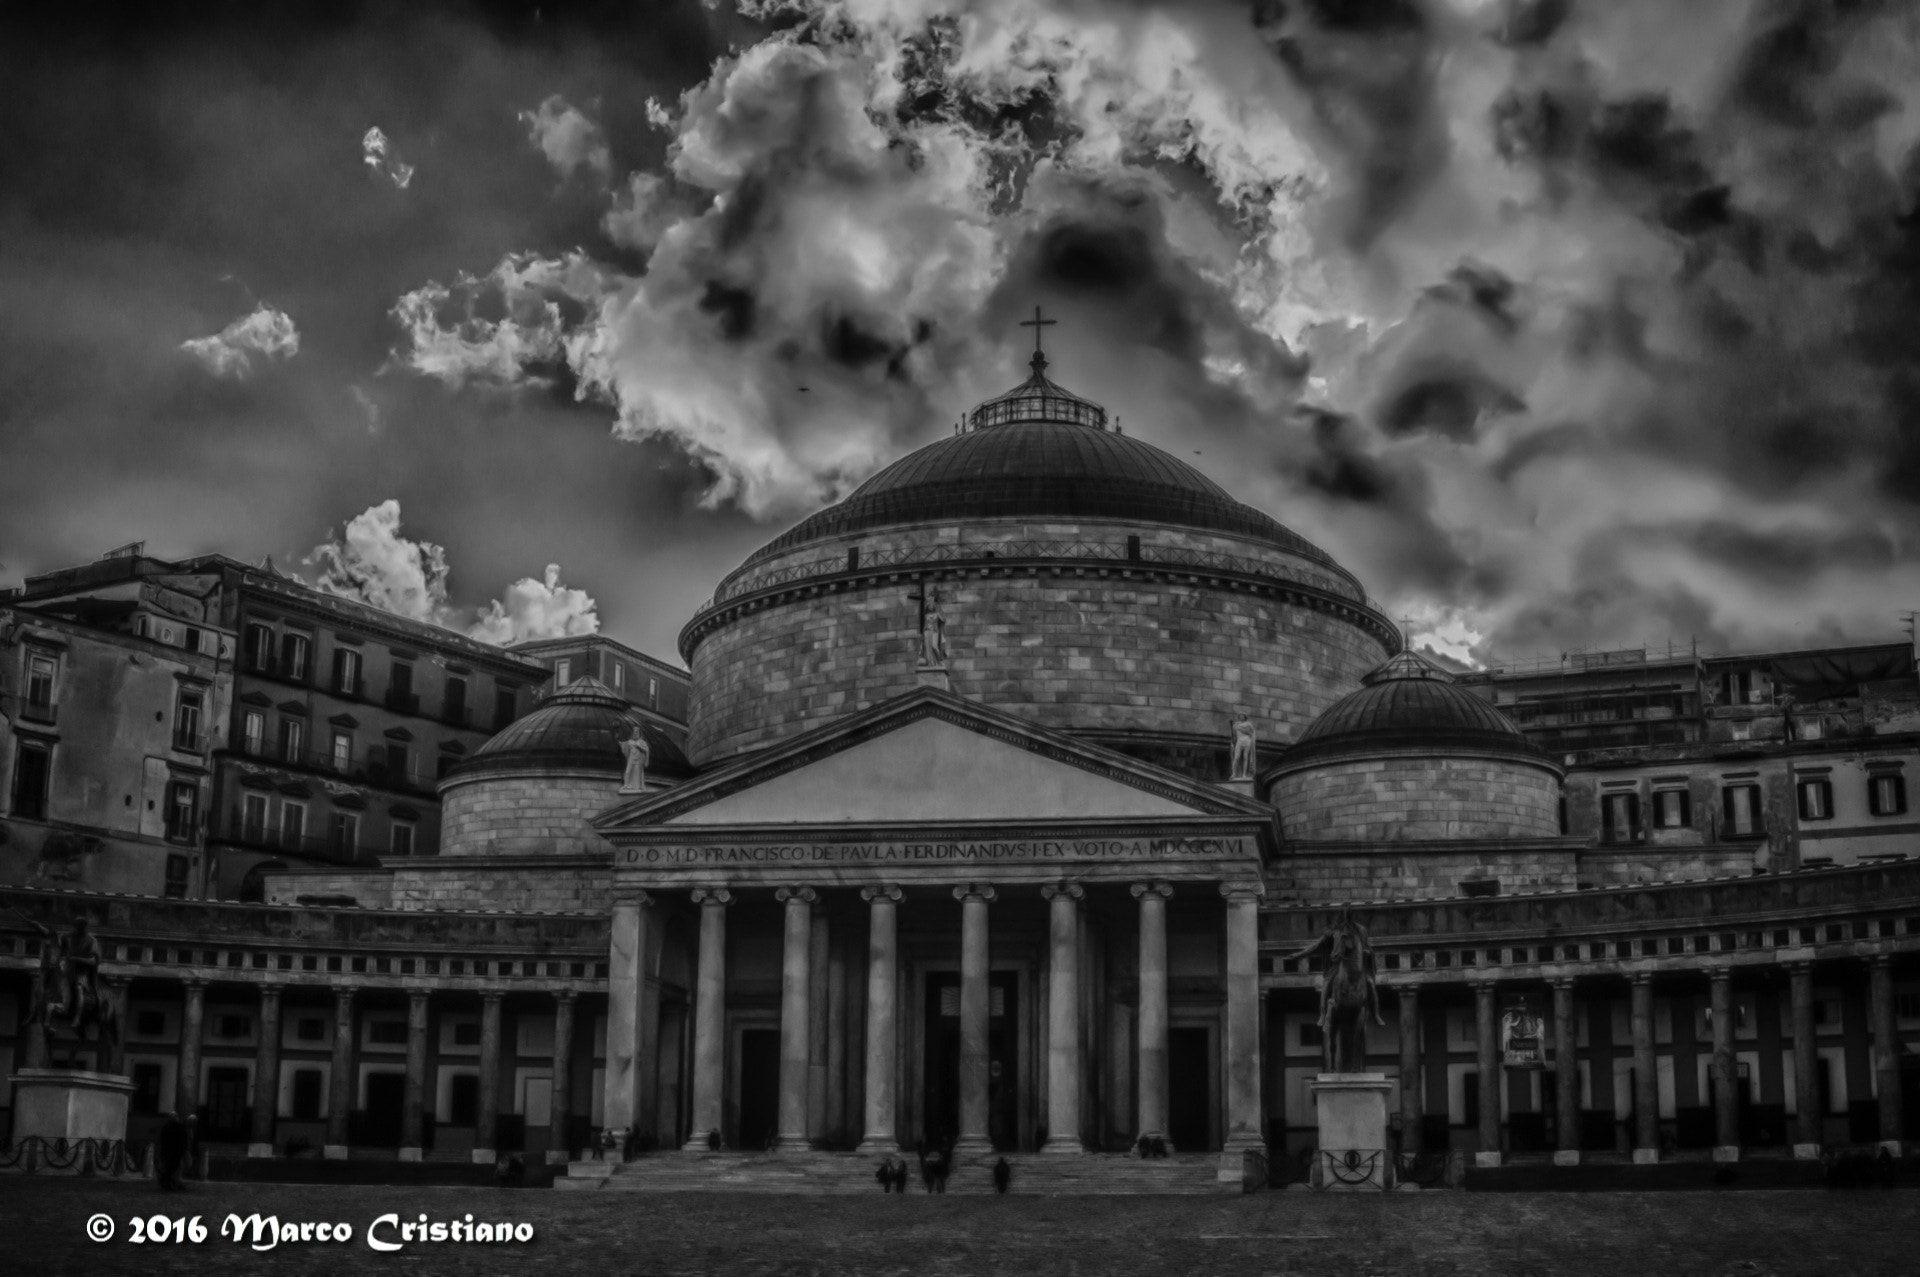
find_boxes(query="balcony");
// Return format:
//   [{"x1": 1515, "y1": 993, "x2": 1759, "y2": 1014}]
[
  {"x1": 385, "y1": 689, "x2": 420, "y2": 714},
  {"x1": 21, "y1": 700, "x2": 57, "y2": 726},
  {"x1": 211, "y1": 806, "x2": 384, "y2": 866},
  {"x1": 221, "y1": 741, "x2": 437, "y2": 796},
  {"x1": 172, "y1": 728, "x2": 206, "y2": 754}
]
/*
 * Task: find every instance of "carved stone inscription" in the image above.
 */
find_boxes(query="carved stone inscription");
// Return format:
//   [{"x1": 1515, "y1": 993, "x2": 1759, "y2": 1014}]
[{"x1": 621, "y1": 835, "x2": 1251, "y2": 868}]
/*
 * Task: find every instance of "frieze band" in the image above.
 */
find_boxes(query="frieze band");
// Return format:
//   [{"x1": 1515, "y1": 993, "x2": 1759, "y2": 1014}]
[{"x1": 621, "y1": 835, "x2": 1251, "y2": 868}]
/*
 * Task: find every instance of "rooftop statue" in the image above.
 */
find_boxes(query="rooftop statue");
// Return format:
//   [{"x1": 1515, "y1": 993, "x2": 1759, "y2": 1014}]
[
  {"x1": 1229, "y1": 715, "x2": 1256, "y2": 781},
  {"x1": 619, "y1": 728, "x2": 651, "y2": 795}
]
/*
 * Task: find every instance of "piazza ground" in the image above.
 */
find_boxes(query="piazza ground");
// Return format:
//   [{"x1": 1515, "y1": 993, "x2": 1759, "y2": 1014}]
[{"x1": 3, "y1": 1181, "x2": 1917, "y2": 1277}]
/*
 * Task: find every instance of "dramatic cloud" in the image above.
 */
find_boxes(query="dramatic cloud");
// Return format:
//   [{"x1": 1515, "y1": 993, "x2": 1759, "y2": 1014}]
[
  {"x1": 519, "y1": 95, "x2": 613, "y2": 183},
  {"x1": 306, "y1": 499, "x2": 601, "y2": 644},
  {"x1": 180, "y1": 304, "x2": 300, "y2": 378},
  {"x1": 389, "y1": 251, "x2": 613, "y2": 388},
  {"x1": 362, "y1": 126, "x2": 416, "y2": 190}
]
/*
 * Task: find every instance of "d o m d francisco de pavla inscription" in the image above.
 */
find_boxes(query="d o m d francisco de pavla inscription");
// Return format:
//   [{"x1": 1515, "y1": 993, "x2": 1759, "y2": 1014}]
[{"x1": 622, "y1": 835, "x2": 1249, "y2": 868}]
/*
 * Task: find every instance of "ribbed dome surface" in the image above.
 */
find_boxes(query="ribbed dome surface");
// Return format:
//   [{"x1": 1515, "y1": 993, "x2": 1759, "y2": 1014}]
[
  {"x1": 745, "y1": 368, "x2": 1347, "y2": 573},
  {"x1": 455, "y1": 676, "x2": 690, "y2": 779},
  {"x1": 1288, "y1": 651, "x2": 1542, "y2": 764}
]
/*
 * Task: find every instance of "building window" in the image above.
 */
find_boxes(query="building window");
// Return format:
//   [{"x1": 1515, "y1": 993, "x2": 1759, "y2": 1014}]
[
  {"x1": 174, "y1": 686, "x2": 205, "y2": 752},
  {"x1": 24, "y1": 651, "x2": 57, "y2": 723},
  {"x1": 164, "y1": 853, "x2": 191, "y2": 898},
  {"x1": 165, "y1": 781, "x2": 199, "y2": 843},
  {"x1": 1601, "y1": 791, "x2": 1641, "y2": 844},
  {"x1": 281, "y1": 800, "x2": 307, "y2": 848},
  {"x1": 182, "y1": 626, "x2": 202, "y2": 654},
  {"x1": 453, "y1": 1021, "x2": 482, "y2": 1047},
  {"x1": 1797, "y1": 779, "x2": 1834, "y2": 822},
  {"x1": 448, "y1": 1074, "x2": 480, "y2": 1126},
  {"x1": 279, "y1": 717, "x2": 304, "y2": 764},
  {"x1": 243, "y1": 711, "x2": 266, "y2": 756},
  {"x1": 611, "y1": 662, "x2": 624, "y2": 692},
  {"x1": 390, "y1": 821, "x2": 416, "y2": 857},
  {"x1": 245, "y1": 623, "x2": 275, "y2": 672},
  {"x1": 333, "y1": 648, "x2": 361, "y2": 696},
  {"x1": 331, "y1": 731, "x2": 353, "y2": 774},
  {"x1": 295, "y1": 1016, "x2": 326, "y2": 1042},
  {"x1": 282, "y1": 633, "x2": 311, "y2": 683},
  {"x1": 444, "y1": 677, "x2": 468, "y2": 726},
  {"x1": 1869, "y1": 773, "x2": 1908, "y2": 817},
  {"x1": 554, "y1": 658, "x2": 571, "y2": 687},
  {"x1": 290, "y1": 1069, "x2": 325, "y2": 1121},
  {"x1": 495, "y1": 685, "x2": 517, "y2": 730},
  {"x1": 330, "y1": 811, "x2": 360, "y2": 855},
  {"x1": 648, "y1": 677, "x2": 658, "y2": 705},
  {"x1": 1722, "y1": 784, "x2": 1763, "y2": 837},
  {"x1": 437, "y1": 754, "x2": 457, "y2": 780},
  {"x1": 385, "y1": 744, "x2": 410, "y2": 785},
  {"x1": 368, "y1": 1020, "x2": 407, "y2": 1046},
  {"x1": 1652, "y1": 789, "x2": 1691, "y2": 829},
  {"x1": 242, "y1": 792, "x2": 269, "y2": 842},
  {"x1": 11, "y1": 739, "x2": 52, "y2": 821},
  {"x1": 131, "y1": 1062, "x2": 165, "y2": 1115},
  {"x1": 387, "y1": 661, "x2": 415, "y2": 712}
]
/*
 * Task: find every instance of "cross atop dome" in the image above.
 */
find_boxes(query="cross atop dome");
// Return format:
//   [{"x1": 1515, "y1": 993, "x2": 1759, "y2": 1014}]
[{"x1": 1019, "y1": 305, "x2": 1057, "y2": 375}]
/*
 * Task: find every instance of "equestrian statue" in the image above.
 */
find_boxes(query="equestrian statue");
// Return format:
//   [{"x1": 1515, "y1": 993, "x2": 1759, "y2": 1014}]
[
  {"x1": 15, "y1": 911, "x2": 118, "y2": 1068},
  {"x1": 1281, "y1": 907, "x2": 1385, "y2": 1074}
]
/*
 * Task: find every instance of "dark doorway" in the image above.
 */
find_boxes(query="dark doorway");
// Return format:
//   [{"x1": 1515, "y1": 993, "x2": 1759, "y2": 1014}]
[
  {"x1": 365, "y1": 1071, "x2": 406, "y2": 1146},
  {"x1": 924, "y1": 972, "x2": 1020, "y2": 1150},
  {"x1": 1168, "y1": 1026, "x2": 1211, "y2": 1150},
  {"x1": 737, "y1": 1028, "x2": 780, "y2": 1152},
  {"x1": 447, "y1": 1073, "x2": 479, "y2": 1128},
  {"x1": 205, "y1": 1066, "x2": 250, "y2": 1139}
]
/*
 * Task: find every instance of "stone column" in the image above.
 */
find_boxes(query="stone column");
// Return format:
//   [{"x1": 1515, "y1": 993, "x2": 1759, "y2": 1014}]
[
  {"x1": 1222, "y1": 883, "x2": 1265, "y2": 1158},
  {"x1": 1399, "y1": 984, "x2": 1423, "y2": 1160},
  {"x1": 324, "y1": 988, "x2": 354, "y2": 1159},
  {"x1": 684, "y1": 887, "x2": 732, "y2": 1150},
  {"x1": 602, "y1": 892, "x2": 655, "y2": 1150},
  {"x1": 549, "y1": 991, "x2": 576, "y2": 1165},
  {"x1": 1552, "y1": 978, "x2": 1580, "y2": 1165},
  {"x1": 1710, "y1": 969, "x2": 1739, "y2": 1161},
  {"x1": 399, "y1": 989, "x2": 429, "y2": 1161},
  {"x1": 1133, "y1": 881, "x2": 1173, "y2": 1148},
  {"x1": 856, "y1": 885, "x2": 903, "y2": 1154},
  {"x1": 100, "y1": 978, "x2": 128, "y2": 1075},
  {"x1": 1040, "y1": 882, "x2": 1086, "y2": 1154},
  {"x1": 954, "y1": 883, "x2": 996, "y2": 1156},
  {"x1": 1869, "y1": 956, "x2": 1903, "y2": 1154},
  {"x1": 1630, "y1": 973, "x2": 1658, "y2": 1163},
  {"x1": 475, "y1": 992, "x2": 502, "y2": 1163},
  {"x1": 1473, "y1": 980, "x2": 1501, "y2": 1166},
  {"x1": 177, "y1": 979, "x2": 206, "y2": 1120},
  {"x1": 825, "y1": 927, "x2": 849, "y2": 1147},
  {"x1": 1789, "y1": 962, "x2": 1819, "y2": 1158},
  {"x1": 774, "y1": 886, "x2": 817, "y2": 1151},
  {"x1": 248, "y1": 984, "x2": 283, "y2": 1158},
  {"x1": 807, "y1": 903, "x2": 830, "y2": 1145}
]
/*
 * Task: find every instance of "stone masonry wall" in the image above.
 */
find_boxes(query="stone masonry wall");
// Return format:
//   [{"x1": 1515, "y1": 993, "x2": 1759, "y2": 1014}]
[
  {"x1": 688, "y1": 521, "x2": 1389, "y2": 763},
  {"x1": 385, "y1": 862, "x2": 613, "y2": 912},
  {"x1": 1268, "y1": 848, "x2": 1582, "y2": 902},
  {"x1": 1272, "y1": 755, "x2": 1563, "y2": 842},
  {"x1": 439, "y1": 772, "x2": 622, "y2": 857}
]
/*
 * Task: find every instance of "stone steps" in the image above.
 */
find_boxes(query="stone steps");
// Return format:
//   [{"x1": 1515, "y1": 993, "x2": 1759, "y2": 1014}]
[{"x1": 560, "y1": 1151, "x2": 1238, "y2": 1196}]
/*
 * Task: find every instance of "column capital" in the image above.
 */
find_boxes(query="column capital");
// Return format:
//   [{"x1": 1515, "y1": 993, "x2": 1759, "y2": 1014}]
[
  {"x1": 259, "y1": 982, "x2": 285, "y2": 998},
  {"x1": 480, "y1": 989, "x2": 505, "y2": 1005},
  {"x1": 860, "y1": 884, "x2": 903, "y2": 904},
  {"x1": 1869, "y1": 953, "x2": 1893, "y2": 971},
  {"x1": 1040, "y1": 881, "x2": 1085, "y2": 902},
  {"x1": 182, "y1": 976, "x2": 208, "y2": 991},
  {"x1": 1550, "y1": 975, "x2": 1576, "y2": 991},
  {"x1": 952, "y1": 884, "x2": 996, "y2": 903},
  {"x1": 775, "y1": 886, "x2": 818, "y2": 905},
  {"x1": 1219, "y1": 881, "x2": 1265, "y2": 903},
  {"x1": 1469, "y1": 976, "x2": 1497, "y2": 993},
  {"x1": 1629, "y1": 970, "x2": 1654, "y2": 987},
  {"x1": 615, "y1": 890, "x2": 656, "y2": 908},
  {"x1": 1131, "y1": 881, "x2": 1173, "y2": 900},
  {"x1": 408, "y1": 988, "x2": 430, "y2": 1006},
  {"x1": 690, "y1": 886, "x2": 733, "y2": 906},
  {"x1": 555, "y1": 988, "x2": 578, "y2": 1006},
  {"x1": 1785, "y1": 959, "x2": 1813, "y2": 978},
  {"x1": 1707, "y1": 965, "x2": 1735, "y2": 984},
  {"x1": 332, "y1": 984, "x2": 356, "y2": 1002}
]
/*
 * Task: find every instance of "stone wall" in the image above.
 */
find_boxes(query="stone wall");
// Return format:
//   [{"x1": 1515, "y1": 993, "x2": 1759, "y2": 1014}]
[
  {"x1": 263, "y1": 869, "x2": 394, "y2": 908},
  {"x1": 1271, "y1": 755, "x2": 1563, "y2": 843},
  {"x1": 439, "y1": 771, "x2": 622, "y2": 856},
  {"x1": 386, "y1": 861, "x2": 613, "y2": 912},
  {"x1": 1579, "y1": 847, "x2": 1761, "y2": 886},
  {"x1": 687, "y1": 519, "x2": 1390, "y2": 763},
  {"x1": 1268, "y1": 846, "x2": 1582, "y2": 902}
]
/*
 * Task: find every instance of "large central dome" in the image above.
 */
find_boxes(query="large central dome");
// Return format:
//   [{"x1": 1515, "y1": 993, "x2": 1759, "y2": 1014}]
[
  {"x1": 682, "y1": 351, "x2": 1398, "y2": 769},
  {"x1": 748, "y1": 359, "x2": 1348, "y2": 576}
]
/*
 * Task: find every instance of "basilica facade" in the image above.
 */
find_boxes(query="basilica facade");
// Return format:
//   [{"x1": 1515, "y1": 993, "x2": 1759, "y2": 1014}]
[{"x1": 3, "y1": 351, "x2": 1917, "y2": 1188}]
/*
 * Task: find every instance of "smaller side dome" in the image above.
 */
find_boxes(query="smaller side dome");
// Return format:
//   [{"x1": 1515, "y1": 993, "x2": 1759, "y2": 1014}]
[
  {"x1": 453, "y1": 676, "x2": 691, "y2": 781},
  {"x1": 1284, "y1": 651, "x2": 1543, "y2": 768}
]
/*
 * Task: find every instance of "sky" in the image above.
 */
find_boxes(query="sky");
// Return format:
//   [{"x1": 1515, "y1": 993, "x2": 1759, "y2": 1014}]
[{"x1": 4, "y1": 0, "x2": 1920, "y2": 667}]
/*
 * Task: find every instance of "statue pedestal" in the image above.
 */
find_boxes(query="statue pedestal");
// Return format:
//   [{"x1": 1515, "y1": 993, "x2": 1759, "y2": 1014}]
[
  {"x1": 1309, "y1": 1072, "x2": 1393, "y2": 1191},
  {"x1": 916, "y1": 665, "x2": 950, "y2": 691},
  {"x1": 5, "y1": 1069, "x2": 136, "y2": 1175}
]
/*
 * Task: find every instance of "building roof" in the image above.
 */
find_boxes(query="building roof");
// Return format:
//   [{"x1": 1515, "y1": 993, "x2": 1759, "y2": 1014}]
[
  {"x1": 450, "y1": 676, "x2": 692, "y2": 781},
  {"x1": 1279, "y1": 649, "x2": 1556, "y2": 771},
  {"x1": 742, "y1": 355, "x2": 1351, "y2": 576}
]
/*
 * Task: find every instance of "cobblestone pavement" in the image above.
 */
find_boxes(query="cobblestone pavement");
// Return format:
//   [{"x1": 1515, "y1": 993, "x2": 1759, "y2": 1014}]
[{"x1": 3, "y1": 1179, "x2": 1916, "y2": 1277}]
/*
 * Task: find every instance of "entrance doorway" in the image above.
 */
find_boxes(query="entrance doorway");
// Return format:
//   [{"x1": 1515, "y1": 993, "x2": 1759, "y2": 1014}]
[
  {"x1": 364, "y1": 1071, "x2": 405, "y2": 1146},
  {"x1": 923, "y1": 972, "x2": 1019, "y2": 1150},
  {"x1": 206, "y1": 1066, "x2": 250, "y2": 1140},
  {"x1": 1168, "y1": 1026, "x2": 1212, "y2": 1151},
  {"x1": 737, "y1": 1028, "x2": 780, "y2": 1151}
]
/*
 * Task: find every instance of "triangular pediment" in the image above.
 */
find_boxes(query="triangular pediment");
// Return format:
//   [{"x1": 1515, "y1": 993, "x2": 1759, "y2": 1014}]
[{"x1": 596, "y1": 688, "x2": 1273, "y2": 830}]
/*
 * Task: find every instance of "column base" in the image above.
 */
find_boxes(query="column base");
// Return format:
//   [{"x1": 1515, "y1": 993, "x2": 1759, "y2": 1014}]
[
  {"x1": 952, "y1": 1135, "x2": 995, "y2": 1159},
  {"x1": 1632, "y1": 1147, "x2": 1660, "y2": 1165},
  {"x1": 1712, "y1": 1145, "x2": 1741, "y2": 1163},
  {"x1": 398, "y1": 1146, "x2": 423, "y2": 1162},
  {"x1": 854, "y1": 1138, "x2": 899, "y2": 1156},
  {"x1": 471, "y1": 1148, "x2": 496, "y2": 1165},
  {"x1": 323, "y1": 1145, "x2": 349, "y2": 1160},
  {"x1": 1552, "y1": 1150, "x2": 1581, "y2": 1167},
  {"x1": 683, "y1": 1133, "x2": 722, "y2": 1152},
  {"x1": 1038, "y1": 1136, "x2": 1087, "y2": 1155},
  {"x1": 770, "y1": 1135, "x2": 812, "y2": 1154},
  {"x1": 246, "y1": 1143, "x2": 275, "y2": 1159},
  {"x1": 1878, "y1": 1139, "x2": 1906, "y2": 1157},
  {"x1": 1473, "y1": 1151, "x2": 1503, "y2": 1168},
  {"x1": 1792, "y1": 1142, "x2": 1822, "y2": 1160}
]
